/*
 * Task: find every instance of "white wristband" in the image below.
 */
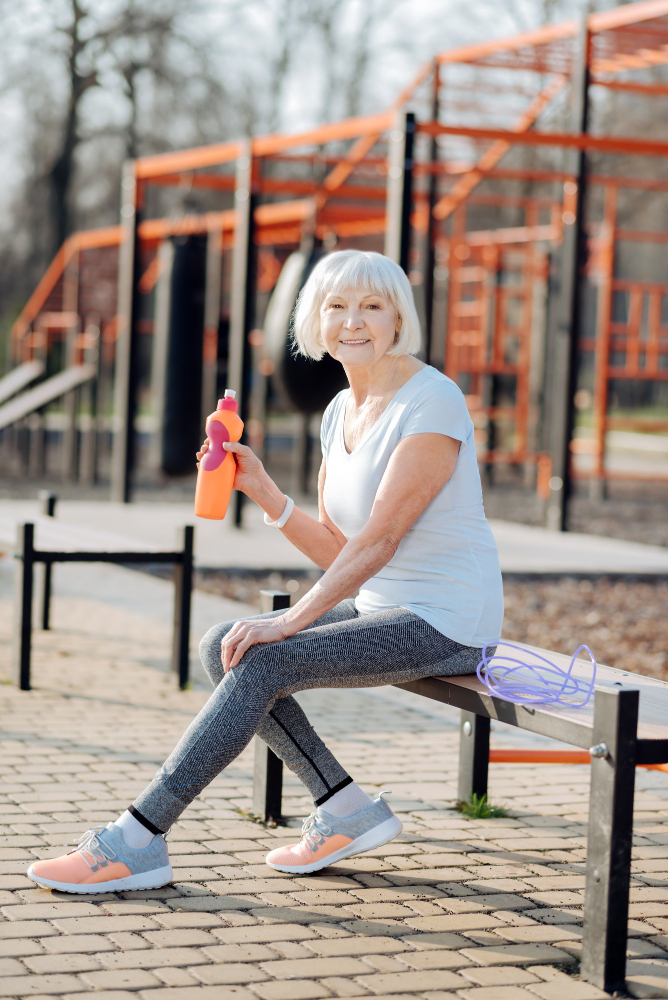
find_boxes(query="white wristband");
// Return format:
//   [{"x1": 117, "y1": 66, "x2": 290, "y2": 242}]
[{"x1": 264, "y1": 495, "x2": 295, "y2": 529}]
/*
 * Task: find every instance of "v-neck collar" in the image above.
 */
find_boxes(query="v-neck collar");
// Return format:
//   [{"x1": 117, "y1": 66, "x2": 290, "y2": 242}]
[{"x1": 340, "y1": 367, "x2": 428, "y2": 456}]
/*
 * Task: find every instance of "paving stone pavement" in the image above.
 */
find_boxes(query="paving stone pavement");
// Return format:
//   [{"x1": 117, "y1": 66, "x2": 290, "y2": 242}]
[{"x1": 1, "y1": 593, "x2": 668, "y2": 999}]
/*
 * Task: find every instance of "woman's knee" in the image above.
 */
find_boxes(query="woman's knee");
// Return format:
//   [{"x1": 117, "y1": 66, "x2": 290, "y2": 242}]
[{"x1": 198, "y1": 620, "x2": 237, "y2": 686}]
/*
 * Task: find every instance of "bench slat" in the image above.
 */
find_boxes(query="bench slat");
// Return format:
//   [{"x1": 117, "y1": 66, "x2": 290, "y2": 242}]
[{"x1": 397, "y1": 641, "x2": 668, "y2": 752}]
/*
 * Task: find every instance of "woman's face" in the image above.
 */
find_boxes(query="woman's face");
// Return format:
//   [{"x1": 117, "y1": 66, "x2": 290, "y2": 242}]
[{"x1": 319, "y1": 286, "x2": 399, "y2": 368}]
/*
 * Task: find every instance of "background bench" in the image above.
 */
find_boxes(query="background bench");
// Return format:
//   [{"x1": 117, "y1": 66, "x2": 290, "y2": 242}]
[
  {"x1": 251, "y1": 591, "x2": 668, "y2": 995},
  {"x1": 4, "y1": 493, "x2": 194, "y2": 691}
]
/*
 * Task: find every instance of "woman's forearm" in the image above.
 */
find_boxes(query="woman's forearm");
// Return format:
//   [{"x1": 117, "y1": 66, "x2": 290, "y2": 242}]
[
  {"x1": 281, "y1": 532, "x2": 396, "y2": 632},
  {"x1": 246, "y1": 473, "x2": 344, "y2": 571}
]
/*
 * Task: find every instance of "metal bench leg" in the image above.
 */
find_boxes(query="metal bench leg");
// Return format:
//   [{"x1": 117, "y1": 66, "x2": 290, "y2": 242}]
[
  {"x1": 581, "y1": 687, "x2": 639, "y2": 994},
  {"x1": 458, "y1": 711, "x2": 490, "y2": 802},
  {"x1": 251, "y1": 590, "x2": 290, "y2": 823},
  {"x1": 13, "y1": 523, "x2": 35, "y2": 691},
  {"x1": 172, "y1": 525, "x2": 194, "y2": 689}
]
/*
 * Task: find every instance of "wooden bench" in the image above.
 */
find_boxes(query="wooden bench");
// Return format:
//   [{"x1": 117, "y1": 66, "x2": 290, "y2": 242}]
[
  {"x1": 3, "y1": 493, "x2": 194, "y2": 691},
  {"x1": 251, "y1": 592, "x2": 668, "y2": 995}
]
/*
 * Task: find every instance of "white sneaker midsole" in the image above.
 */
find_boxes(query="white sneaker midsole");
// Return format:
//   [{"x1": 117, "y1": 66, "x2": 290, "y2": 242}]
[
  {"x1": 27, "y1": 863, "x2": 173, "y2": 894},
  {"x1": 266, "y1": 814, "x2": 403, "y2": 874}
]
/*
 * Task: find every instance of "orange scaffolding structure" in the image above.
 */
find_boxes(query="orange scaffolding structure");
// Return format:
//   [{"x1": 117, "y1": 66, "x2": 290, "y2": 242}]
[{"x1": 8, "y1": 0, "x2": 668, "y2": 516}]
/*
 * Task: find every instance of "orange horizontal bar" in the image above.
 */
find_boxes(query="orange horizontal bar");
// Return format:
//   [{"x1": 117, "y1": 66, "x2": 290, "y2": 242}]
[
  {"x1": 592, "y1": 78, "x2": 668, "y2": 97},
  {"x1": 616, "y1": 229, "x2": 668, "y2": 244},
  {"x1": 490, "y1": 749, "x2": 668, "y2": 771},
  {"x1": 418, "y1": 122, "x2": 668, "y2": 158},
  {"x1": 75, "y1": 226, "x2": 123, "y2": 250},
  {"x1": 436, "y1": 20, "x2": 577, "y2": 66},
  {"x1": 136, "y1": 111, "x2": 394, "y2": 181},
  {"x1": 138, "y1": 210, "x2": 237, "y2": 241},
  {"x1": 148, "y1": 173, "x2": 235, "y2": 191},
  {"x1": 433, "y1": 1, "x2": 668, "y2": 68},
  {"x1": 136, "y1": 141, "x2": 242, "y2": 180}
]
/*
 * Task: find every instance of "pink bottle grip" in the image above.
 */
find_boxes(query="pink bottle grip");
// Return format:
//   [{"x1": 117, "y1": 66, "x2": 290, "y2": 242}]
[{"x1": 201, "y1": 420, "x2": 231, "y2": 472}]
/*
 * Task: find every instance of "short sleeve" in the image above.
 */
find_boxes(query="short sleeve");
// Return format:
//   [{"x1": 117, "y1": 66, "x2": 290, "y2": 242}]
[
  {"x1": 320, "y1": 390, "x2": 346, "y2": 460},
  {"x1": 399, "y1": 376, "x2": 472, "y2": 453}
]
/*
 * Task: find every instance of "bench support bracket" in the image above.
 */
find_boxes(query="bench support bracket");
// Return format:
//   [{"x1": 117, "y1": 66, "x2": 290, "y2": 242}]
[
  {"x1": 458, "y1": 711, "x2": 490, "y2": 802},
  {"x1": 581, "y1": 686, "x2": 638, "y2": 994}
]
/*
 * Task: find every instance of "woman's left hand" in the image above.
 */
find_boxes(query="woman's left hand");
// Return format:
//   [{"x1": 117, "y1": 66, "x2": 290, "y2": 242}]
[{"x1": 221, "y1": 616, "x2": 293, "y2": 673}]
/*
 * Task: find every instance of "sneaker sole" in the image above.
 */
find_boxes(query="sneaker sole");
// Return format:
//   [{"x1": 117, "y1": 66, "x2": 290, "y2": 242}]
[
  {"x1": 26, "y1": 863, "x2": 173, "y2": 894},
  {"x1": 266, "y1": 815, "x2": 403, "y2": 875}
]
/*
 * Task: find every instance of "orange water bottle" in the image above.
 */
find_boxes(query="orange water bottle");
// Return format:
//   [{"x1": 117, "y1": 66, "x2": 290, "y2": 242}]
[{"x1": 194, "y1": 389, "x2": 244, "y2": 519}]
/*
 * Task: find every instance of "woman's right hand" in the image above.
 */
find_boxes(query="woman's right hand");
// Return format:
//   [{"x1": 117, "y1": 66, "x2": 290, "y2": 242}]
[{"x1": 196, "y1": 438, "x2": 269, "y2": 501}]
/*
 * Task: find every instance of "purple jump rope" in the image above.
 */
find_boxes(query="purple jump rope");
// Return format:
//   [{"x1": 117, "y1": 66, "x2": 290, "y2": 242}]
[{"x1": 476, "y1": 642, "x2": 597, "y2": 707}]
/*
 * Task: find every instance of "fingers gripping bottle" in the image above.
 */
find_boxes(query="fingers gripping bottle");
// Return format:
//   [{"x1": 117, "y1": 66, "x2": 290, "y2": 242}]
[{"x1": 194, "y1": 390, "x2": 244, "y2": 520}]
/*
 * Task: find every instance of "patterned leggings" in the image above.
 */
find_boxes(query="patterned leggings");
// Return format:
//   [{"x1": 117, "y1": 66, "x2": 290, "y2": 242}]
[{"x1": 131, "y1": 600, "x2": 483, "y2": 832}]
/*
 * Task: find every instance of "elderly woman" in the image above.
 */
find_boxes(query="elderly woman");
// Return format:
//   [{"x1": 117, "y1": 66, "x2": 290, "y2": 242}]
[{"x1": 28, "y1": 249, "x2": 503, "y2": 894}]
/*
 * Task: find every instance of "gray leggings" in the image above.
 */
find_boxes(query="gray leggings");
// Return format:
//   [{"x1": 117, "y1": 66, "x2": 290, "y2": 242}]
[{"x1": 131, "y1": 601, "x2": 483, "y2": 832}]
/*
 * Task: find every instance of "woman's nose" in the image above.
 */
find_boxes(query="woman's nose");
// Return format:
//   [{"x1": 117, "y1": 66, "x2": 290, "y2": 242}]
[{"x1": 343, "y1": 312, "x2": 364, "y2": 330}]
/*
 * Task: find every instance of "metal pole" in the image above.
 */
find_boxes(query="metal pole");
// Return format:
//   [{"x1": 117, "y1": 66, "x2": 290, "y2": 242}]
[
  {"x1": 13, "y1": 523, "x2": 35, "y2": 691},
  {"x1": 252, "y1": 590, "x2": 290, "y2": 823},
  {"x1": 590, "y1": 185, "x2": 617, "y2": 501},
  {"x1": 172, "y1": 524, "x2": 194, "y2": 690},
  {"x1": 423, "y1": 62, "x2": 440, "y2": 364},
  {"x1": 202, "y1": 227, "x2": 223, "y2": 430},
  {"x1": 384, "y1": 111, "x2": 415, "y2": 274},
  {"x1": 111, "y1": 161, "x2": 142, "y2": 503},
  {"x1": 228, "y1": 143, "x2": 258, "y2": 527},
  {"x1": 581, "y1": 687, "x2": 638, "y2": 993},
  {"x1": 62, "y1": 250, "x2": 80, "y2": 483},
  {"x1": 150, "y1": 239, "x2": 175, "y2": 473},
  {"x1": 546, "y1": 17, "x2": 590, "y2": 531},
  {"x1": 39, "y1": 490, "x2": 56, "y2": 631}
]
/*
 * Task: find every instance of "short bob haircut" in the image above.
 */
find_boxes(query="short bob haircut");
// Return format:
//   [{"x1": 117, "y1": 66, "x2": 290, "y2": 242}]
[{"x1": 292, "y1": 249, "x2": 422, "y2": 361}]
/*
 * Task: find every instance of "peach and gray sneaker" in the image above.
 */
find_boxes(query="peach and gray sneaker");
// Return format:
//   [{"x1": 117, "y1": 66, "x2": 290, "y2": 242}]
[
  {"x1": 266, "y1": 791, "x2": 402, "y2": 875},
  {"x1": 27, "y1": 823, "x2": 172, "y2": 894}
]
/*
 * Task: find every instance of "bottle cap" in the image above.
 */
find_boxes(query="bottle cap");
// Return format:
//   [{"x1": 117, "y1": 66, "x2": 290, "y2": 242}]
[{"x1": 218, "y1": 389, "x2": 239, "y2": 413}]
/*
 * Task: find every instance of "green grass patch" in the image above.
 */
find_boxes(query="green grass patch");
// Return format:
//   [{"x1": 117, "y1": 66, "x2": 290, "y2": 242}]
[{"x1": 454, "y1": 792, "x2": 511, "y2": 819}]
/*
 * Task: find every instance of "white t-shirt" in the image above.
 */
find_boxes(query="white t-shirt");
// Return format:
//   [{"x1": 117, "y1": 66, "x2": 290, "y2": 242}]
[{"x1": 320, "y1": 365, "x2": 504, "y2": 648}]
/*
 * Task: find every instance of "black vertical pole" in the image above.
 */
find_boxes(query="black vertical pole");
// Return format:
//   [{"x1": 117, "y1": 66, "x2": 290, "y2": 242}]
[
  {"x1": 547, "y1": 18, "x2": 590, "y2": 532},
  {"x1": 172, "y1": 525, "x2": 194, "y2": 690},
  {"x1": 423, "y1": 62, "x2": 440, "y2": 365},
  {"x1": 111, "y1": 161, "x2": 142, "y2": 503},
  {"x1": 384, "y1": 111, "x2": 415, "y2": 275},
  {"x1": 228, "y1": 143, "x2": 257, "y2": 528},
  {"x1": 252, "y1": 590, "x2": 290, "y2": 823},
  {"x1": 581, "y1": 688, "x2": 638, "y2": 993},
  {"x1": 13, "y1": 523, "x2": 35, "y2": 691},
  {"x1": 39, "y1": 490, "x2": 56, "y2": 630}
]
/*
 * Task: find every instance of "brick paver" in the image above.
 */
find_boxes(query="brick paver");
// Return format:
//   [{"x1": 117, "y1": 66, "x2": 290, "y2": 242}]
[{"x1": 1, "y1": 591, "x2": 668, "y2": 998}]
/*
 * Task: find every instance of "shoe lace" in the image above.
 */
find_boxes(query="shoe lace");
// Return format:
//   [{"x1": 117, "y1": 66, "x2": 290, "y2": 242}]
[
  {"x1": 70, "y1": 826, "x2": 117, "y2": 871},
  {"x1": 301, "y1": 812, "x2": 333, "y2": 852}
]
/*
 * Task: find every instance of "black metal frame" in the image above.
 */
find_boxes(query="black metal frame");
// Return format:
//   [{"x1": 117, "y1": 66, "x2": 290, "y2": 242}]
[
  {"x1": 12, "y1": 514, "x2": 194, "y2": 692},
  {"x1": 249, "y1": 589, "x2": 660, "y2": 994}
]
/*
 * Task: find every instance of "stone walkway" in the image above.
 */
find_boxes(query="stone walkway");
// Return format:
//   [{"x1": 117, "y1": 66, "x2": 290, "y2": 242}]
[{"x1": 2, "y1": 594, "x2": 668, "y2": 999}]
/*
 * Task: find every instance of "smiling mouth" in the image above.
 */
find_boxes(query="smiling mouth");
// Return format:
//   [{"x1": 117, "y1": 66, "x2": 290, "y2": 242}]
[{"x1": 340, "y1": 339, "x2": 370, "y2": 345}]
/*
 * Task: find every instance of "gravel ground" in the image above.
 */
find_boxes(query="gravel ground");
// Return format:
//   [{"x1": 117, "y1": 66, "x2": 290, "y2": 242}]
[{"x1": 195, "y1": 568, "x2": 668, "y2": 681}]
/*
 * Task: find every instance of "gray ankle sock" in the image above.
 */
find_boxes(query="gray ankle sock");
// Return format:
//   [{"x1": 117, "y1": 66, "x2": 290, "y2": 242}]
[{"x1": 319, "y1": 782, "x2": 373, "y2": 817}]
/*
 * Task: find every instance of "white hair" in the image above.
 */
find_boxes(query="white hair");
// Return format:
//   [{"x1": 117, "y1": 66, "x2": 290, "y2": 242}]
[{"x1": 292, "y1": 249, "x2": 422, "y2": 361}]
